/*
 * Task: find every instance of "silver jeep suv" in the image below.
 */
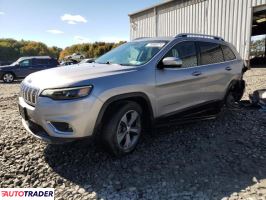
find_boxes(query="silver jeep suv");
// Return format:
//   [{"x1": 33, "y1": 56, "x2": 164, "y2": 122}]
[{"x1": 18, "y1": 34, "x2": 246, "y2": 156}]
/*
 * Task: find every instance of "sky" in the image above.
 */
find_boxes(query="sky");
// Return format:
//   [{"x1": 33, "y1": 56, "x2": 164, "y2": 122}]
[{"x1": 0, "y1": 0, "x2": 160, "y2": 48}]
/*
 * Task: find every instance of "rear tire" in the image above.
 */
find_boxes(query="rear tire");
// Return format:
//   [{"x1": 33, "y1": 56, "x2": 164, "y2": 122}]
[
  {"x1": 102, "y1": 101, "x2": 143, "y2": 157},
  {"x1": 225, "y1": 90, "x2": 241, "y2": 109},
  {"x1": 2, "y1": 72, "x2": 14, "y2": 83},
  {"x1": 225, "y1": 81, "x2": 245, "y2": 109}
]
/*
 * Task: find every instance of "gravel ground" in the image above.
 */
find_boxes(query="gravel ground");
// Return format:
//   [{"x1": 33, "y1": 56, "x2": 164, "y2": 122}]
[{"x1": 0, "y1": 69, "x2": 266, "y2": 200}]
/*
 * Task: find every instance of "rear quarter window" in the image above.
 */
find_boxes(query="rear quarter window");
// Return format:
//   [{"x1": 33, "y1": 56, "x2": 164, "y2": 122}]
[
  {"x1": 221, "y1": 45, "x2": 236, "y2": 61},
  {"x1": 49, "y1": 59, "x2": 59, "y2": 66},
  {"x1": 198, "y1": 42, "x2": 224, "y2": 65}
]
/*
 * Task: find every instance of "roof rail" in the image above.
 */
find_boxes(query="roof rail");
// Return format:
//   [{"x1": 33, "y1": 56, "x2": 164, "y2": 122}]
[
  {"x1": 133, "y1": 37, "x2": 151, "y2": 41},
  {"x1": 176, "y1": 33, "x2": 224, "y2": 41}
]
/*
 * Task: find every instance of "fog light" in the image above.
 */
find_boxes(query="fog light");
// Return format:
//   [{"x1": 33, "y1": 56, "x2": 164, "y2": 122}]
[{"x1": 50, "y1": 122, "x2": 73, "y2": 132}]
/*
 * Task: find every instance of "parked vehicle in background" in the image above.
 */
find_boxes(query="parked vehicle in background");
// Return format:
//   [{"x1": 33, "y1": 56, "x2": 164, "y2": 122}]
[
  {"x1": 18, "y1": 34, "x2": 246, "y2": 156},
  {"x1": 79, "y1": 58, "x2": 95, "y2": 64},
  {"x1": 65, "y1": 53, "x2": 84, "y2": 61},
  {"x1": 60, "y1": 59, "x2": 78, "y2": 66},
  {"x1": 0, "y1": 56, "x2": 59, "y2": 83}
]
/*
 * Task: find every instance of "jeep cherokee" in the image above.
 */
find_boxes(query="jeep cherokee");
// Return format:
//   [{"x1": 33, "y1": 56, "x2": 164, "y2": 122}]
[{"x1": 18, "y1": 34, "x2": 246, "y2": 156}]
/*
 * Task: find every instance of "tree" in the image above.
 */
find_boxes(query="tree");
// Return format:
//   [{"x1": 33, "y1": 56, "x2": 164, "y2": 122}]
[
  {"x1": 59, "y1": 41, "x2": 126, "y2": 60},
  {"x1": 250, "y1": 36, "x2": 266, "y2": 57},
  {"x1": 0, "y1": 39, "x2": 62, "y2": 64},
  {"x1": 0, "y1": 38, "x2": 126, "y2": 64}
]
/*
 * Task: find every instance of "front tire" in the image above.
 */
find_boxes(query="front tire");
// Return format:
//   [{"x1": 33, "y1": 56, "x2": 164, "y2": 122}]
[
  {"x1": 2, "y1": 73, "x2": 14, "y2": 83},
  {"x1": 102, "y1": 102, "x2": 143, "y2": 157}
]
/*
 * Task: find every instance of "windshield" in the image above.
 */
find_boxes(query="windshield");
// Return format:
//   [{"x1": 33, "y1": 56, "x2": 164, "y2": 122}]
[
  {"x1": 95, "y1": 41, "x2": 168, "y2": 66},
  {"x1": 11, "y1": 58, "x2": 23, "y2": 66}
]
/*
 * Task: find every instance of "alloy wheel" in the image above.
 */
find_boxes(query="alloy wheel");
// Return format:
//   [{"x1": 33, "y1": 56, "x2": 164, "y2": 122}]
[
  {"x1": 3, "y1": 73, "x2": 14, "y2": 83},
  {"x1": 116, "y1": 110, "x2": 141, "y2": 150}
]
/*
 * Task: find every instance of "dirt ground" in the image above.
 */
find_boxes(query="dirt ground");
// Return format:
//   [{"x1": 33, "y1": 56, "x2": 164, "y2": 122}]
[{"x1": 0, "y1": 68, "x2": 266, "y2": 200}]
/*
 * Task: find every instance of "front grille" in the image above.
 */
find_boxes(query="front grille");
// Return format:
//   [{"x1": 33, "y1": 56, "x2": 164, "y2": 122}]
[{"x1": 20, "y1": 83, "x2": 39, "y2": 106}]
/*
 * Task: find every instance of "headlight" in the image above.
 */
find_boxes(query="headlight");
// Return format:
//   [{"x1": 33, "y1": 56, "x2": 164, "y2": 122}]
[{"x1": 41, "y1": 86, "x2": 93, "y2": 100}]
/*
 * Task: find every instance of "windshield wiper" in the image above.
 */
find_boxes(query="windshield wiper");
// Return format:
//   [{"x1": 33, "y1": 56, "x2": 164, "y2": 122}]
[
  {"x1": 119, "y1": 63, "x2": 138, "y2": 66},
  {"x1": 95, "y1": 61, "x2": 123, "y2": 66},
  {"x1": 95, "y1": 61, "x2": 112, "y2": 64}
]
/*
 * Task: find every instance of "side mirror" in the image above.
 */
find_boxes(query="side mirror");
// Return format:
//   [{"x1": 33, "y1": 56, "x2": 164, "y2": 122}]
[{"x1": 162, "y1": 57, "x2": 182, "y2": 68}]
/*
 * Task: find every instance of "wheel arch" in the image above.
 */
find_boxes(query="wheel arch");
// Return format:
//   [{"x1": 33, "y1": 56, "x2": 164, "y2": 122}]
[
  {"x1": 224, "y1": 79, "x2": 246, "y2": 102},
  {"x1": 93, "y1": 92, "x2": 155, "y2": 136},
  {"x1": 1, "y1": 71, "x2": 16, "y2": 80}
]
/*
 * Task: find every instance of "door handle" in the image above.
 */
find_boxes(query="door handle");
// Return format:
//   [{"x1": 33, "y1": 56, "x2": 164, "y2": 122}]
[
  {"x1": 192, "y1": 71, "x2": 202, "y2": 76},
  {"x1": 225, "y1": 66, "x2": 232, "y2": 71}
]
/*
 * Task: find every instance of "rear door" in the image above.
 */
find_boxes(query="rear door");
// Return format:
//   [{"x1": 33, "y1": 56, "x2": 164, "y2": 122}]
[
  {"x1": 32, "y1": 58, "x2": 49, "y2": 72},
  {"x1": 156, "y1": 41, "x2": 207, "y2": 116},
  {"x1": 196, "y1": 41, "x2": 229, "y2": 101}
]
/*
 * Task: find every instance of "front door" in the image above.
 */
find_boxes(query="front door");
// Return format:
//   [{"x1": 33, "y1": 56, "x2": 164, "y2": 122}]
[
  {"x1": 17, "y1": 59, "x2": 35, "y2": 77},
  {"x1": 155, "y1": 41, "x2": 206, "y2": 117}
]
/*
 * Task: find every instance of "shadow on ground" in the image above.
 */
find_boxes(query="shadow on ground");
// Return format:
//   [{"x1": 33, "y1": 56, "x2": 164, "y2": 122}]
[
  {"x1": 44, "y1": 106, "x2": 266, "y2": 199},
  {"x1": 0, "y1": 80, "x2": 22, "y2": 84}
]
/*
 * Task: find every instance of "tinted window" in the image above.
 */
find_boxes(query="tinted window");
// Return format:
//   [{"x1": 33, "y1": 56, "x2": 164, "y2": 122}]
[
  {"x1": 50, "y1": 59, "x2": 59, "y2": 66},
  {"x1": 222, "y1": 45, "x2": 236, "y2": 61},
  {"x1": 198, "y1": 42, "x2": 224, "y2": 65},
  {"x1": 33, "y1": 59, "x2": 49, "y2": 66},
  {"x1": 20, "y1": 59, "x2": 31, "y2": 67},
  {"x1": 165, "y1": 41, "x2": 197, "y2": 68}
]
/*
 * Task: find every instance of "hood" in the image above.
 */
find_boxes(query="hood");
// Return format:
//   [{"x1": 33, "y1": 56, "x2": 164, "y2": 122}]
[
  {"x1": 0, "y1": 65, "x2": 12, "y2": 69},
  {"x1": 23, "y1": 63, "x2": 137, "y2": 89}
]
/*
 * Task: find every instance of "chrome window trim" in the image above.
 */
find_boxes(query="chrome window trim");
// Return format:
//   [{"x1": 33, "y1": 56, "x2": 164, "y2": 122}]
[{"x1": 156, "y1": 39, "x2": 238, "y2": 70}]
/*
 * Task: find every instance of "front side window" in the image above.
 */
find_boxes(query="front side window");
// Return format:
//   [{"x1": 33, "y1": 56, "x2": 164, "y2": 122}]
[
  {"x1": 95, "y1": 41, "x2": 168, "y2": 66},
  {"x1": 198, "y1": 42, "x2": 224, "y2": 65},
  {"x1": 164, "y1": 41, "x2": 197, "y2": 68},
  {"x1": 221, "y1": 45, "x2": 236, "y2": 61},
  {"x1": 19, "y1": 59, "x2": 31, "y2": 67}
]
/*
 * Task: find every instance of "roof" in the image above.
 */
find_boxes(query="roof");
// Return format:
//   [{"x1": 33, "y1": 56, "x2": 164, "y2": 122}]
[
  {"x1": 129, "y1": 0, "x2": 176, "y2": 16},
  {"x1": 20, "y1": 56, "x2": 51, "y2": 59},
  {"x1": 132, "y1": 34, "x2": 229, "y2": 45},
  {"x1": 133, "y1": 36, "x2": 174, "y2": 41}
]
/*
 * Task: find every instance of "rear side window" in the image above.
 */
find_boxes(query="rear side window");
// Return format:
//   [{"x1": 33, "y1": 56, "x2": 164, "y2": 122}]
[
  {"x1": 33, "y1": 59, "x2": 49, "y2": 66},
  {"x1": 198, "y1": 42, "x2": 224, "y2": 65},
  {"x1": 221, "y1": 45, "x2": 236, "y2": 61},
  {"x1": 165, "y1": 41, "x2": 197, "y2": 68}
]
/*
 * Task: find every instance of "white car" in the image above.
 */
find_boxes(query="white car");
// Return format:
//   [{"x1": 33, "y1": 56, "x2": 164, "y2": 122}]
[
  {"x1": 65, "y1": 53, "x2": 84, "y2": 60},
  {"x1": 79, "y1": 58, "x2": 95, "y2": 64}
]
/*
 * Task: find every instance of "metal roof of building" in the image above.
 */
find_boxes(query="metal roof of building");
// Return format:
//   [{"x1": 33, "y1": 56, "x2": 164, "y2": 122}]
[{"x1": 128, "y1": 0, "x2": 176, "y2": 16}]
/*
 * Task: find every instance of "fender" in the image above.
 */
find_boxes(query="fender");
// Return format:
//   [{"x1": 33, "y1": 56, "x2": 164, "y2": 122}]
[{"x1": 93, "y1": 92, "x2": 155, "y2": 135}]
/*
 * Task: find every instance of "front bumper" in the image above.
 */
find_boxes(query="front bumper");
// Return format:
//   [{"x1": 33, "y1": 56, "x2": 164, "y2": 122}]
[
  {"x1": 18, "y1": 94, "x2": 103, "y2": 142},
  {"x1": 22, "y1": 119, "x2": 79, "y2": 144}
]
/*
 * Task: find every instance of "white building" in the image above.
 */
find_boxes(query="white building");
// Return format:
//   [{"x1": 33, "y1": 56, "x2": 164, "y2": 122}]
[{"x1": 129, "y1": 0, "x2": 266, "y2": 63}]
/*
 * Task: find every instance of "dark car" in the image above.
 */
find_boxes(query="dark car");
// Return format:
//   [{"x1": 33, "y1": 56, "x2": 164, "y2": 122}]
[{"x1": 0, "y1": 56, "x2": 59, "y2": 83}]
